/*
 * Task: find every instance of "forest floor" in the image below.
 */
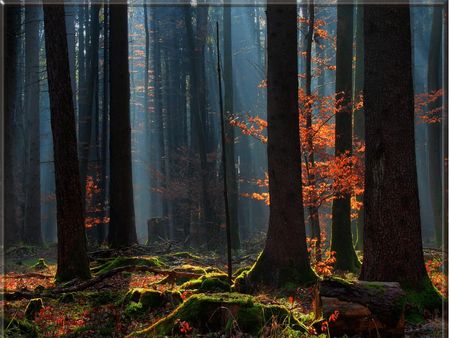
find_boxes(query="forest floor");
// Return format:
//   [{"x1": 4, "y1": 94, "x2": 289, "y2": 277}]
[{"x1": 1, "y1": 237, "x2": 447, "y2": 337}]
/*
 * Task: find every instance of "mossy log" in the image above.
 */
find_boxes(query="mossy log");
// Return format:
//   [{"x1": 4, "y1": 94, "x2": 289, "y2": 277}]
[
  {"x1": 314, "y1": 279, "x2": 406, "y2": 337},
  {"x1": 126, "y1": 293, "x2": 307, "y2": 337}
]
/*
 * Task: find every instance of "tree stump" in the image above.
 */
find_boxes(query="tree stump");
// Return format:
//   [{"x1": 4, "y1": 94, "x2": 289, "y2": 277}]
[
  {"x1": 313, "y1": 279, "x2": 406, "y2": 337},
  {"x1": 147, "y1": 218, "x2": 167, "y2": 244}
]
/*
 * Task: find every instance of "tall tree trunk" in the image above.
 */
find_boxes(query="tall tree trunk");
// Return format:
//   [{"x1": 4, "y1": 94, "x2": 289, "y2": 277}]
[
  {"x1": 305, "y1": 3, "x2": 321, "y2": 246},
  {"x1": 43, "y1": 5, "x2": 91, "y2": 281},
  {"x1": 360, "y1": 5, "x2": 431, "y2": 292},
  {"x1": 246, "y1": 4, "x2": 316, "y2": 288},
  {"x1": 23, "y1": 5, "x2": 42, "y2": 245},
  {"x1": 331, "y1": 3, "x2": 360, "y2": 272},
  {"x1": 223, "y1": 6, "x2": 240, "y2": 250},
  {"x1": 4, "y1": 5, "x2": 21, "y2": 247},
  {"x1": 108, "y1": 4, "x2": 137, "y2": 248},
  {"x1": 427, "y1": 6, "x2": 443, "y2": 249},
  {"x1": 353, "y1": 4, "x2": 364, "y2": 250}
]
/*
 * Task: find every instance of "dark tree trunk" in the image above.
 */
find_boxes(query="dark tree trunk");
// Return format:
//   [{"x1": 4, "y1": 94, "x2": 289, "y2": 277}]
[
  {"x1": 223, "y1": 6, "x2": 240, "y2": 250},
  {"x1": 247, "y1": 4, "x2": 316, "y2": 287},
  {"x1": 331, "y1": 3, "x2": 360, "y2": 272},
  {"x1": 4, "y1": 5, "x2": 21, "y2": 247},
  {"x1": 23, "y1": 5, "x2": 42, "y2": 245},
  {"x1": 43, "y1": 5, "x2": 91, "y2": 281},
  {"x1": 108, "y1": 5, "x2": 137, "y2": 248},
  {"x1": 353, "y1": 5, "x2": 364, "y2": 250},
  {"x1": 360, "y1": 5, "x2": 429, "y2": 290},
  {"x1": 305, "y1": 3, "x2": 321, "y2": 245},
  {"x1": 427, "y1": 6, "x2": 443, "y2": 249}
]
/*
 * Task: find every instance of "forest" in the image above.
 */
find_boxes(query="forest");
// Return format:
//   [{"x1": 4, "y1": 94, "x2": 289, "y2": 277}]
[{"x1": 1, "y1": 1, "x2": 448, "y2": 337}]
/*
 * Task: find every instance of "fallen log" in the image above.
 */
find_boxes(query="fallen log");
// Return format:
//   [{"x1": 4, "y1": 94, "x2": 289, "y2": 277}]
[
  {"x1": 2, "y1": 266, "x2": 203, "y2": 301},
  {"x1": 313, "y1": 278, "x2": 406, "y2": 337}
]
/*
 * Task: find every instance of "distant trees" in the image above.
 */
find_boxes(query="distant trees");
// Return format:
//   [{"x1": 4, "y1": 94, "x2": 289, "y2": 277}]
[
  {"x1": 331, "y1": 2, "x2": 360, "y2": 272},
  {"x1": 246, "y1": 4, "x2": 316, "y2": 287},
  {"x1": 4, "y1": 5, "x2": 21, "y2": 247},
  {"x1": 43, "y1": 5, "x2": 91, "y2": 281},
  {"x1": 23, "y1": 5, "x2": 42, "y2": 245},
  {"x1": 359, "y1": 5, "x2": 430, "y2": 290}
]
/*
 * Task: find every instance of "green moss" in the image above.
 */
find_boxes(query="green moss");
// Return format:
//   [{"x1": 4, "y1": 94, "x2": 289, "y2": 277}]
[
  {"x1": 4, "y1": 317, "x2": 37, "y2": 338},
  {"x1": 232, "y1": 266, "x2": 250, "y2": 278},
  {"x1": 24, "y1": 298, "x2": 43, "y2": 320},
  {"x1": 402, "y1": 277, "x2": 445, "y2": 315},
  {"x1": 126, "y1": 293, "x2": 308, "y2": 337},
  {"x1": 180, "y1": 273, "x2": 230, "y2": 292},
  {"x1": 235, "y1": 253, "x2": 318, "y2": 293},
  {"x1": 92, "y1": 256, "x2": 165, "y2": 275},
  {"x1": 31, "y1": 258, "x2": 48, "y2": 270},
  {"x1": 123, "y1": 288, "x2": 182, "y2": 317},
  {"x1": 84, "y1": 291, "x2": 124, "y2": 306},
  {"x1": 167, "y1": 251, "x2": 201, "y2": 260}
]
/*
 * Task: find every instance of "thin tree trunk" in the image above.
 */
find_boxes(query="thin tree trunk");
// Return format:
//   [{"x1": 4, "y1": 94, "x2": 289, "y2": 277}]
[
  {"x1": 108, "y1": 4, "x2": 137, "y2": 248},
  {"x1": 223, "y1": 6, "x2": 240, "y2": 250},
  {"x1": 353, "y1": 4, "x2": 364, "y2": 250},
  {"x1": 331, "y1": 2, "x2": 360, "y2": 272},
  {"x1": 43, "y1": 4, "x2": 91, "y2": 281},
  {"x1": 305, "y1": 2, "x2": 321, "y2": 247}
]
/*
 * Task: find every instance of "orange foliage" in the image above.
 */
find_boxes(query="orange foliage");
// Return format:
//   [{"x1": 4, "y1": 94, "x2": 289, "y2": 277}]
[
  {"x1": 307, "y1": 231, "x2": 336, "y2": 277},
  {"x1": 425, "y1": 259, "x2": 448, "y2": 297}
]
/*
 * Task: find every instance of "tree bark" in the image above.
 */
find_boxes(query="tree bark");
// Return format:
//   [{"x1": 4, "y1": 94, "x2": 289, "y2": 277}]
[
  {"x1": 223, "y1": 6, "x2": 240, "y2": 250},
  {"x1": 108, "y1": 4, "x2": 137, "y2": 248},
  {"x1": 353, "y1": 4, "x2": 364, "y2": 250},
  {"x1": 43, "y1": 5, "x2": 91, "y2": 281},
  {"x1": 360, "y1": 5, "x2": 429, "y2": 289},
  {"x1": 331, "y1": 2, "x2": 360, "y2": 272},
  {"x1": 247, "y1": 4, "x2": 316, "y2": 287}
]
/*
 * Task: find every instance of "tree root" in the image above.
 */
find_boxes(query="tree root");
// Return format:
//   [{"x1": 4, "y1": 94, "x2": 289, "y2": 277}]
[{"x1": 2, "y1": 265, "x2": 203, "y2": 301}]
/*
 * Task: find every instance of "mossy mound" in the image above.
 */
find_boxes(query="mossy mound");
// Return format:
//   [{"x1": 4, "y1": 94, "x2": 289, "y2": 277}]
[
  {"x1": 123, "y1": 288, "x2": 182, "y2": 317},
  {"x1": 24, "y1": 298, "x2": 43, "y2": 320},
  {"x1": 164, "y1": 251, "x2": 201, "y2": 260},
  {"x1": 403, "y1": 278, "x2": 446, "y2": 323},
  {"x1": 91, "y1": 256, "x2": 165, "y2": 275},
  {"x1": 234, "y1": 252, "x2": 318, "y2": 293},
  {"x1": 31, "y1": 258, "x2": 48, "y2": 270},
  {"x1": 3, "y1": 317, "x2": 37, "y2": 338},
  {"x1": 179, "y1": 273, "x2": 230, "y2": 292},
  {"x1": 126, "y1": 293, "x2": 307, "y2": 337}
]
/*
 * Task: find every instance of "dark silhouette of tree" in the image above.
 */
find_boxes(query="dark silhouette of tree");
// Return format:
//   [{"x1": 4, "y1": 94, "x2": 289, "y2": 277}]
[
  {"x1": 246, "y1": 4, "x2": 316, "y2": 287},
  {"x1": 43, "y1": 4, "x2": 91, "y2": 281},
  {"x1": 360, "y1": 5, "x2": 433, "y2": 293},
  {"x1": 108, "y1": 4, "x2": 138, "y2": 248}
]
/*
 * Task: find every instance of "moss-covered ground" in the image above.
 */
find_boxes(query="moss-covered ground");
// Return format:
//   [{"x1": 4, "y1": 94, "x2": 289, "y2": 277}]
[{"x1": 2, "y1": 243, "x2": 447, "y2": 337}]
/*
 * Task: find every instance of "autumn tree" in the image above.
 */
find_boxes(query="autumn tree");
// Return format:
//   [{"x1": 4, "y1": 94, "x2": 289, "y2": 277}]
[
  {"x1": 244, "y1": 4, "x2": 316, "y2": 288},
  {"x1": 108, "y1": 4, "x2": 138, "y2": 248},
  {"x1": 330, "y1": 2, "x2": 360, "y2": 272},
  {"x1": 359, "y1": 5, "x2": 437, "y2": 297},
  {"x1": 43, "y1": 5, "x2": 91, "y2": 281}
]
